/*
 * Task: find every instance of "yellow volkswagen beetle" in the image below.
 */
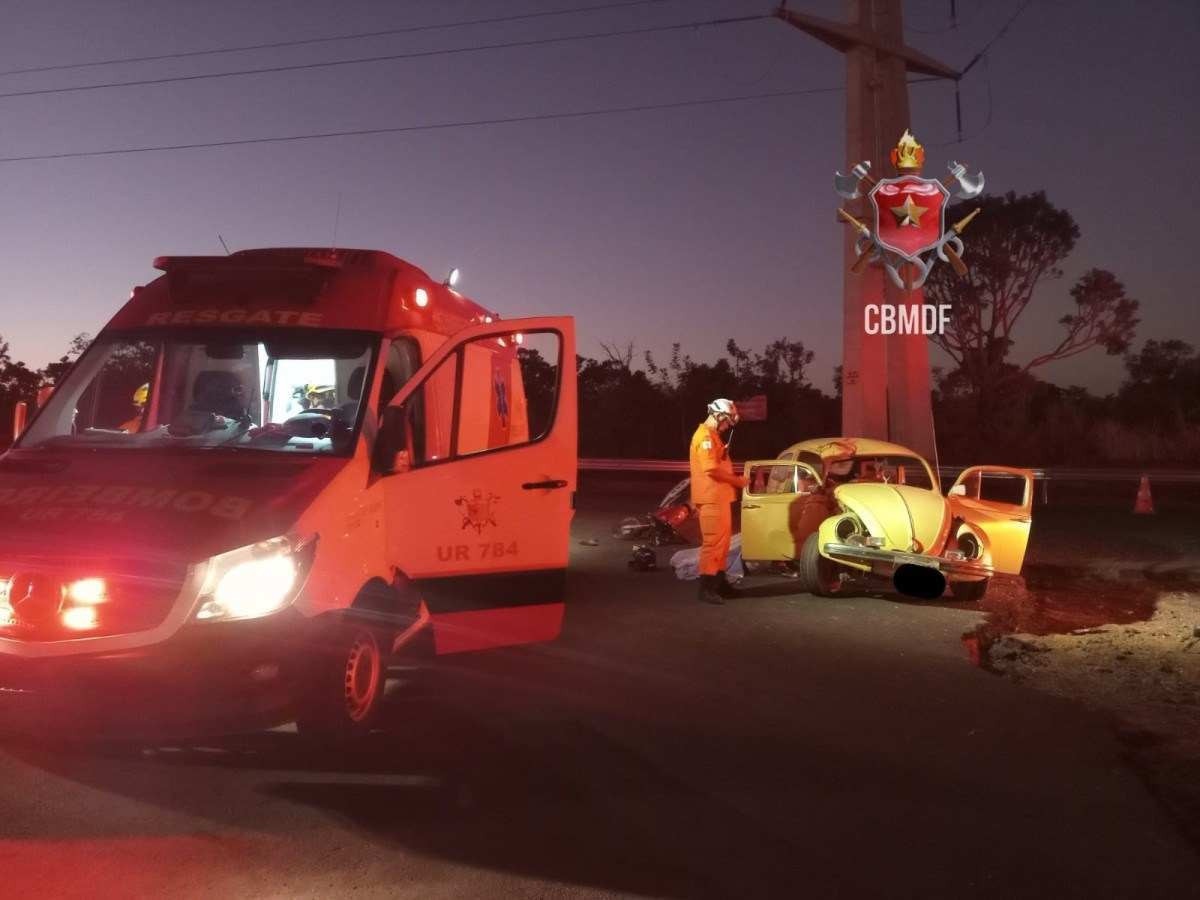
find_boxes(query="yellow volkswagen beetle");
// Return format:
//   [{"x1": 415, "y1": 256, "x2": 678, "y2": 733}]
[{"x1": 739, "y1": 438, "x2": 1034, "y2": 601}]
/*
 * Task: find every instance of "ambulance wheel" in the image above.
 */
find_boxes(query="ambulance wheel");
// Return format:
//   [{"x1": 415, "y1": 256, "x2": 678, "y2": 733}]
[
  {"x1": 798, "y1": 533, "x2": 841, "y2": 597},
  {"x1": 951, "y1": 578, "x2": 989, "y2": 603},
  {"x1": 296, "y1": 619, "x2": 388, "y2": 743}
]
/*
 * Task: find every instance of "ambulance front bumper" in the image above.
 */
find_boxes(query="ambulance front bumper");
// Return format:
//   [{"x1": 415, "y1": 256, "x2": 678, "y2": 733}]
[
  {"x1": 0, "y1": 610, "x2": 312, "y2": 738},
  {"x1": 822, "y1": 542, "x2": 993, "y2": 580}
]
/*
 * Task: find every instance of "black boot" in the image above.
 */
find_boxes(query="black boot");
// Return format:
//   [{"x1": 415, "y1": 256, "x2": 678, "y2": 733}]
[
  {"x1": 698, "y1": 574, "x2": 724, "y2": 605},
  {"x1": 715, "y1": 571, "x2": 739, "y2": 598}
]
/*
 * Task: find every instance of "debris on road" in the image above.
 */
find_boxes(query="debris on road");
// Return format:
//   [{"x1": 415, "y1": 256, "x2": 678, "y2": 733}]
[
  {"x1": 628, "y1": 545, "x2": 658, "y2": 571},
  {"x1": 579, "y1": 538, "x2": 600, "y2": 547},
  {"x1": 612, "y1": 478, "x2": 700, "y2": 546},
  {"x1": 614, "y1": 517, "x2": 651, "y2": 539}
]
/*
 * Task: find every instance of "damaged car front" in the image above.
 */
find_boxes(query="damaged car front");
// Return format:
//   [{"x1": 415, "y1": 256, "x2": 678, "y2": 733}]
[{"x1": 820, "y1": 476, "x2": 995, "y2": 601}]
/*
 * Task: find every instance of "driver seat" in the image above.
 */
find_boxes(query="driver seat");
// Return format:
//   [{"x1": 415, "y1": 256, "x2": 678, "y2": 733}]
[
  {"x1": 339, "y1": 366, "x2": 366, "y2": 420},
  {"x1": 192, "y1": 370, "x2": 247, "y2": 419}
]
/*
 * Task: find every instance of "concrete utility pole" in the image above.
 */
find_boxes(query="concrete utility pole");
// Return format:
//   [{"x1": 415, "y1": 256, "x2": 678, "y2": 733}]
[{"x1": 776, "y1": 1, "x2": 959, "y2": 463}]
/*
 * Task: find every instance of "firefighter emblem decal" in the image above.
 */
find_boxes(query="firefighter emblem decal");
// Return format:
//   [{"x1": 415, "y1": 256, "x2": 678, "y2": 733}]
[
  {"x1": 456, "y1": 488, "x2": 500, "y2": 533},
  {"x1": 834, "y1": 129, "x2": 983, "y2": 290}
]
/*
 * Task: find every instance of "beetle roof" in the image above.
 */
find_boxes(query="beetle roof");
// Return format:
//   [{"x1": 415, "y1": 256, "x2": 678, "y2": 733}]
[{"x1": 778, "y1": 437, "x2": 926, "y2": 463}]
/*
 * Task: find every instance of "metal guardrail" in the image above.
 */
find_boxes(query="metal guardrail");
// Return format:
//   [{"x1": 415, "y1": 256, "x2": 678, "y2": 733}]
[{"x1": 579, "y1": 459, "x2": 1200, "y2": 484}]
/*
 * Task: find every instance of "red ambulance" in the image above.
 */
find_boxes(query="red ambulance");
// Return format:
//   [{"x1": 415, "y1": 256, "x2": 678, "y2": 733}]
[{"x1": 0, "y1": 248, "x2": 577, "y2": 739}]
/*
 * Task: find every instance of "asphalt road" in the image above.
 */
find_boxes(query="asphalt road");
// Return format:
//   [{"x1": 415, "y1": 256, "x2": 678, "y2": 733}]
[{"x1": 1, "y1": 492, "x2": 1198, "y2": 899}]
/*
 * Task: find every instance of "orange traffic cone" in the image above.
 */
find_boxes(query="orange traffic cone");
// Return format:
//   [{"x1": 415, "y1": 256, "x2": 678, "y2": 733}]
[{"x1": 1133, "y1": 475, "x2": 1155, "y2": 514}]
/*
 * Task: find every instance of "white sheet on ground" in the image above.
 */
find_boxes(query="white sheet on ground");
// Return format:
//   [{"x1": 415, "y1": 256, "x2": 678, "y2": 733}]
[{"x1": 669, "y1": 534, "x2": 744, "y2": 582}]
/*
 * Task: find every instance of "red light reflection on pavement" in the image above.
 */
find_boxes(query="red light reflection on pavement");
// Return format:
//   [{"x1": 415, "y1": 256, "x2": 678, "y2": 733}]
[{"x1": 0, "y1": 834, "x2": 267, "y2": 897}]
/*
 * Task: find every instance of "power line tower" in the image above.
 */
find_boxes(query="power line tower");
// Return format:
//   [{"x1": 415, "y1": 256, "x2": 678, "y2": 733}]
[{"x1": 776, "y1": 2, "x2": 959, "y2": 463}]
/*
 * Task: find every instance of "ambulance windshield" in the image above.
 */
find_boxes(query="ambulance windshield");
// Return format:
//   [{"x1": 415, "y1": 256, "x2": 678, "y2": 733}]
[{"x1": 19, "y1": 329, "x2": 377, "y2": 455}]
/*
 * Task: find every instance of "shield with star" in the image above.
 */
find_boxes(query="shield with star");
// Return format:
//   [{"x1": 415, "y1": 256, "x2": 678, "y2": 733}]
[{"x1": 869, "y1": 175, "x2": 949, "y2": 262}]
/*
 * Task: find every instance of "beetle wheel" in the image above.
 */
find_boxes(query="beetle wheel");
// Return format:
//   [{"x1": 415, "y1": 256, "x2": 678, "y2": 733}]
[{"x1": 798, "y1": 533, "x2": 842, "y2": 596}]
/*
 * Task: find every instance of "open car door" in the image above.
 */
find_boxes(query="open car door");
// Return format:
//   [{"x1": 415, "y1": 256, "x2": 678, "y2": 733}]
[
  {"x1": 739, "y1": 460, "x2": 826, "y2": 562},
  {"x1": 948, "y1": 465, "x2": 1034, "y2": 575},
  {"x1": 377, "y1": 317, "x2": 576, "y2": 654}
]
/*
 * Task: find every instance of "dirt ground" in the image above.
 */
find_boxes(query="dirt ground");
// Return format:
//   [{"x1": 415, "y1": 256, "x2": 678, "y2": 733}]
[{"x1": 972, "y1": 503, "x2": 1200, "y2": 846}]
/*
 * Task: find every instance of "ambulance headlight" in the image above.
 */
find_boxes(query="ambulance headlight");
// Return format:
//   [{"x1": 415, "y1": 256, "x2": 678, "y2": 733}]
[{"x1": 194, "y1": 536, "x2": 316, "y2": 622}]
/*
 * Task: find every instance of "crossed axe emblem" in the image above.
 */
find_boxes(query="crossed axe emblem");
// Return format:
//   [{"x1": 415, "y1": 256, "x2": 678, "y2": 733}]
[{"x1": 834, "y1": 158, "x2": 984, "y2": 290}]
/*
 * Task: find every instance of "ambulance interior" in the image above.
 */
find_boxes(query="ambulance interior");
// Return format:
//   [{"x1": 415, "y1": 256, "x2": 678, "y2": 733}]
[
  {"x1": 19, "y1": 328, "x2": 562, "y2": 462},
  {"x1": 20, "y1": 329, "x2": 377, "y2": 454}
]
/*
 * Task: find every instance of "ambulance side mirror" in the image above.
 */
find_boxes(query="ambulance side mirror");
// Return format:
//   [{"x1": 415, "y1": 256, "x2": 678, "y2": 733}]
[
  {"x1": 375, "y1": 405, "x2": 413, "y2": 475},
  {"x1": 390, "y1": 449, "x2": 412, "y2": 475},
  {"x1": 11, "y1": 401, "x2": 28, "y2": 443}
]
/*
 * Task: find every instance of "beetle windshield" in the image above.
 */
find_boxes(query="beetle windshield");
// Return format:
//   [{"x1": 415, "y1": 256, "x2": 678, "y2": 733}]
[{"x1": 19, "y1": 328, "x2": 377, "y2": 455}]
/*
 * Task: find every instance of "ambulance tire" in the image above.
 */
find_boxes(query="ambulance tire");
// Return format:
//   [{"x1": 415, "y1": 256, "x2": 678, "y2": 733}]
[
  {"x1": 296, "y1": 616, "x2": 390, "y2": 744},
  {"x1": 797, "y1": 533, "x2": 841, "y2": 597}
]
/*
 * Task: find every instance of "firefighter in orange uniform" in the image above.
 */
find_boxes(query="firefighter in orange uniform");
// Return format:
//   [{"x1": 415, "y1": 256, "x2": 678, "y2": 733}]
[
  {"x1": 689, "y1": 399, "x2": 747, "y2": 604},
  {"x1": 119, "y1": 383, "x2": 150, "y2": 433}
]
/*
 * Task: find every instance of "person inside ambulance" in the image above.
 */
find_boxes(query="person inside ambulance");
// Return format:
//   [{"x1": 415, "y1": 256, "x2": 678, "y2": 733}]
[
  {"x1": 165, "y1": 369, "x2": 251, "y2": 438},
  {"x1": 304, "y1": 383, "x2": 338, "y2": 411},
  {"x1": 277, "y1": 381, "x2": 356, "y2": 445},
  {"x1": 191, "y1": 370, "x2": 249, "y2": 421},
  {"x1": 689, "y1": 398, "x2": 748, "y2": 605},
  {"x1": 119, "y1": 383, "x2": 150, "y2": 433}
]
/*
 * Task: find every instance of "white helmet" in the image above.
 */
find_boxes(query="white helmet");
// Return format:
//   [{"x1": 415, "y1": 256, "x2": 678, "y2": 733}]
[{"x1": 707, "y1": 398, "x2": 739, "y2": 426}]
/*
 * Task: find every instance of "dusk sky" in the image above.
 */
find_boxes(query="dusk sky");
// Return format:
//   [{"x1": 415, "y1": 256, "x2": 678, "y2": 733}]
[{"x1": 0, "y1": 0, "x2": 1197, "y2": 394}]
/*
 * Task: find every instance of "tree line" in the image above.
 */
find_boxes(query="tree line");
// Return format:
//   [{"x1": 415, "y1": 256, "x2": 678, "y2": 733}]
[
  {"x1": 5, "y1": 328, "x2": 1196, "y2": 465},
  {"x1": 571, "y1": 335, "x2": 1200, "y2": 466},
  {"x1": 0, "y1": 332, "x2": 90, "y2": 445}
]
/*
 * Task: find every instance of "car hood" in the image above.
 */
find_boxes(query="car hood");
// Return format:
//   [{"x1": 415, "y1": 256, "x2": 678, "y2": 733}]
[
  {"x1": 0, "y1": 451, "x2": 348, "y2": 566},
  {"x1": 834, "y1": 482, "x2": 948, "y2": 554}
]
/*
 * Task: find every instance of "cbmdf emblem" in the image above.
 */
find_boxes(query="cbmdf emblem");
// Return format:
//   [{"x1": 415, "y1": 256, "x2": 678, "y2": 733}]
[{"x1": 834, "y1": 130, "x2": 984, "y2": 290}]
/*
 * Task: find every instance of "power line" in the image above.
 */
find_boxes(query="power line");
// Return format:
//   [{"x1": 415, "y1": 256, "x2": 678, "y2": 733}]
[
  {"x1": 0, "y1": 77, "x2": 941, "y2": 164},
  {"x1": 929, "y1": 0, "x2": 1032, "y2": 145},
  {"x1": 0, "y1": 14, "x2": 768, "y2": 103},
  {"x1": 960, "y1": 0, "x2": 1034, "y2": 78},
  {"x1": 906, "y1": 6, "x2": 984, "y2": 35},
  {"x1": 0, "y1": 84, "x2": 866, "y2": 164},
  {"x1": 929, "y1": 56, "x2": 992, "y2": 146},
  {"x1": 0, "y1": 0, "x2": 680, "y2": 79}
]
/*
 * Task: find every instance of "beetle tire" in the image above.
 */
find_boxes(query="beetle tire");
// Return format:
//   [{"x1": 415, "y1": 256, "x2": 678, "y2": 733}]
[
  {"x1": 951, "y1": 578, "x2": 989, "y2": 603},
  {"x1": 798, "y1": 533, "x2": 842, "y2": 596},
  {"x1": 296, "y1": 618, "x2": 390, "y2": 743}
]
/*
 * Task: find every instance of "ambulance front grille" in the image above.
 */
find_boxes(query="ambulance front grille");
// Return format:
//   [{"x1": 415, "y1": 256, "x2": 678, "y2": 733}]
[{"x1": 0, "y1": 555, "x2": 187, "y2": 642}]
